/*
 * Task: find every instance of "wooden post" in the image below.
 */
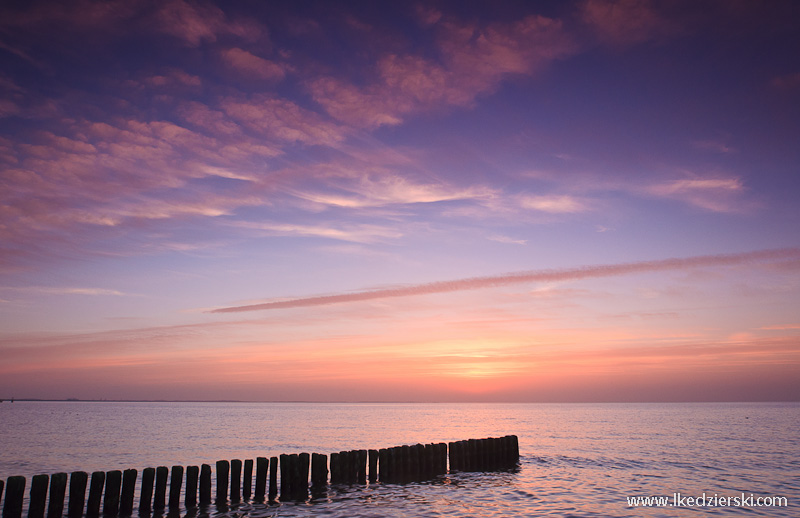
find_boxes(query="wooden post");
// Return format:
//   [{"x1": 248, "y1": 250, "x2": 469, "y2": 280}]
[
  {"x1": 368, "y1": 450, "x2": 378, "y2": 483},
  {"x1": 103, "y1": 470, "x2": 122, "y2": 516},
  {"x1": 295, "y1": 453, "x2": 309, "y2": 500},
  {"x1": 168, "y1": 466, "x2": 183, "y2": 510},
  {"x1": 268, "y1": 457, "x2": 278, "y2": 502},
  {"x1": 378, "y1": 449, "x2": 389, "y2": 483},
  {"x1": 199, "y1": 464, "x2": 212, "y2": 505},
  {"x1": 510, "y1": 435, "x2": 519, "y2": 462},
  {"x1": 310, "y1": 453, "x2": 327, "y2": 490},
  {"x1": 215, "y1": 461, "x2": 229, "y2": 504},
  {"x1": 138, "y1": 468, "x2": 154, "y2": 515},
  {"x1": 278, "y1": 454, "x2": 290, "y2": 501},
  {"x1": 229, "y1": 460, "x2": 241, "y2": 502},
  {"x1": 254, "y1": 458, "x2": 267, "y2": 501},
  {"x1": 185, "y1": 466, "x2": 198, "y2": 509},
  {"x1": 328, "y1": 453, "x2": 340, "y2": 485},
  {"x1": 29, "y1": 474, "x2": 49, "y2": 518},
  {"x1": 153, "y1": 467, "x2": 168, "y2": 511},
  {"x1": 85, "y1": 472, "x2": 104, "y2": 518},
  {"x1": 67, "y1": 472, "x2": 87, "y2": 518},
  {"x1": 356, "y1": 450, "x2": 367, "y2": 484},
  {"x1": 0, "y1": 479, "x2": 3, "y2": 513},
  {"x1": 46, "y1": 473, "x2": 67, "y2": 518},
  {"x1": 119, "y1": 469, "x2": 136, "y2": 516},
  {"x1": 438, "y1": 443, "x2": 448, "y2": 475},
  {"x1": 243, "y1": 459, "x2": 253, "y2": 500},
  {"x1": 3, "y1": 476, "x2": 25, "y2": 518}
]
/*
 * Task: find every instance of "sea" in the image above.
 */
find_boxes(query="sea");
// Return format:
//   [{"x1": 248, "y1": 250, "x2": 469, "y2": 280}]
[{"x1": 0, "y1": 402, "x2": 797, "y2": 517}]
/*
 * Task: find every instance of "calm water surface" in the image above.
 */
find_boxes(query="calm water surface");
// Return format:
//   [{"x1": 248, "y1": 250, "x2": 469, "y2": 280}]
[{"x1": 1, "y1": 402, "x2": 797, "y2": 517}]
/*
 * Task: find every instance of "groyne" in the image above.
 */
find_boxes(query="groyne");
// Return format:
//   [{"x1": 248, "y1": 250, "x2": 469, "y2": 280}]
[{"x1": 1, "y1": 435, "x2": 519, "y2": 518}]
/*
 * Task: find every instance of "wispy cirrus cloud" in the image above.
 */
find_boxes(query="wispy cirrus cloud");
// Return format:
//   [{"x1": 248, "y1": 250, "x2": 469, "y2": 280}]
[
  {"x1": 220, "y1": 48, "x2": 287, "y2": 81},
  {"x1": 211, "y1": 248, "x2": 800, "y2": 313},
  {"x1": 229, "y1": 221, "x2": 404, "y2": 243},
  {"x1": 580, "y1": 0, "x2": 677, "y2": 47}
]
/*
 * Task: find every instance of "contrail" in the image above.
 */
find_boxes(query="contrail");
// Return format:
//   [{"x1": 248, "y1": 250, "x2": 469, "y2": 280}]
[{"x1": 210, "y1": 248, "x2": 800, "y2": 313}]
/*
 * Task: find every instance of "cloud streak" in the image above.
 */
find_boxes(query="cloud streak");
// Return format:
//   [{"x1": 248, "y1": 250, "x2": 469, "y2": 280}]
[{"x1": 212, "y1": 248, "x2": 800, "y2": 313}]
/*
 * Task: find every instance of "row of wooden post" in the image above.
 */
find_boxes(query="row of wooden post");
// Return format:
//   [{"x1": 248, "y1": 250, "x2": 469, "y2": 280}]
[
  {"x1": 449, "y1": 435, "x2": 519, "y2": 472},
  {"x1": 1, "y1": 436, "x2": 519, "y2": 518}
]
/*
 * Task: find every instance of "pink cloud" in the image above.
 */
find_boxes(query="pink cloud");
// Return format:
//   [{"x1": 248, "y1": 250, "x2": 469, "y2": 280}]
[
  {"x1": 309, "y1": 14, "x2": 576, "y2": 129},
  {"x1": 152, "y1": 0, "x2": 262, "y2": 47},
  {"x1": 221, "y1": 95, "x2": 347, "y2": 146},
  {"x1": 211, "y1": 248, "x2": 800, "y2": 313},
  {"x1": 220, "y1": 48, "x2": 287, "y2": 81},
  {"x1": 580, "y1": 0, "x2": 676, "y2": 47}
]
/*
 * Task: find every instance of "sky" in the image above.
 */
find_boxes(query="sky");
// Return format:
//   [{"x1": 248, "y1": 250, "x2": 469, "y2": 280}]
[{"x1": 1, "y1": 0, "x2": 799, "y2": 402}]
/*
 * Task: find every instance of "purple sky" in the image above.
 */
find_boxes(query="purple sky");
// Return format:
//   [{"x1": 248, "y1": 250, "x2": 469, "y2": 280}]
[{"x1": 1, "y1": 0, "x2": 799, "y2": 401}]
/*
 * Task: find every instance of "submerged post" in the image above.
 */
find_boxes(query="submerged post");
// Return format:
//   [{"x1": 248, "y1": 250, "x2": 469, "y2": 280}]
[
  {"x1": 243, "y1": 459, "x2": 253, "y2": 500},
  {"x1": 47, "y1": 473, "x2": 67, "y2": 518},
  {"x1": 310, "y1": 453, "x2": 327, "y2": 491},
  {"x1": 215, "y1": 461, "x2": 229, "y2": 504},
  {"x1": 119, "y1": 469, "x2": 136, "y2": 516},
  {"x1": 199, "y1": 464, "x2": 212, "y2": 505},
  {"x1": 153, "y1": 467, "x2": 167, "y2": 511},
  {"x1": 3, "y1": 476, "x2": 25, "y2": 518},
  {"x1": 268, "y1": 457, "x2": 278, "y2": 501},
  {"x1": 67, "y1": 472, "x2": 87, "y2": 518},
  {"x1": 103, "y1": 470, "x2": 122, "y2": 516},
  {"x1": 138, "y1": 468, "x2": 154, "y2": 515},
  {"x1": 29, "y1": 474, "x2": 49, "y2": 518},
  {"x1": 168, "y1": 466, "x2": 183, "y2": 510},
  {"x1": 230, "y1": 460, "x2": 241, "y2": 502},
  {"x1": 185, "y1": 466, "x2": 198, "y2": 508},
  {"x1": 254, "y1": 458, "x2": 267, "y2": 501},
  {"x1": 85, "y1": 471, "x2": 104, "y2": 518}
]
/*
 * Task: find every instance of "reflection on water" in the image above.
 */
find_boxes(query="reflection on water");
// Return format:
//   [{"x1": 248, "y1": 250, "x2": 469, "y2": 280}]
[{"x1": 1, "y1": 402, "x2": 798, "y2": 517}]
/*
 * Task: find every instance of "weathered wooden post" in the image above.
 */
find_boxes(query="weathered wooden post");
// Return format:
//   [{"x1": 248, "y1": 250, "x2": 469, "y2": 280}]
[
  {"x1": 0, "y1": 479, "x2": 4, "y2": 512},
  {"x1": 268, "y1": 457, "x2": 278, "y2": 501},
  {"x1": 356, "y1": 450, "x2": 367, "y2": 484},
  {"x1": 368, "y1": 450, "x2": 378, "y2": 483},
  {"x1": 310, "y1": 453, "x2": 327, "y2": 491},
  {"x1": 67, "y1": 472, "x2": 87, "y2": 518},
  {"x1": 243, "y1": 459, "x2": 253, "y2": 500},
  {"x1": 199, "y1": 465, "x2": 212, "y2": 505},
  {"x1": 46, "y1": 473, "x2": 67, "y2": 518},
  {"x1": 378, "y1": 449, "x2": 389, "y2": 482},
  {"x1": 29, "y1": 474, "x2": 49, "y2": 518},
  {"x1": 254, "y1": 458, "x2": 267, "y2": 501},
  {"x1": 295, "y1": 453, "x2": 309, "y2": 500},
  {"x1": 215, "y1": 461, "x2": 229, "y2": 504},
  {"x1": 278, "y1": 454, "x2": 290, "y2": 501},
  {"x1": 138, "y1": 468, "x2": 154, "y2": 515},
  {"x1": 185, "y1": 466, "x2": 198, "y2": 509},
  {"x1": 103, "y1": 470, "x2": 122, "y2": 516},
  {"x1": 2, "y1": 476, "x2": 25, "y2": 518},
  {"x1": 328, "y1": 453, "x2": 339, "y2": 484},
  {"x1": 153, "y1": 467, "x2": 168, "y2": 511},
  {"x1": 230, "y1": 460, "x2": 241, "y2": 502},
  {"x1": 85, "y1": 471, "x2": 104, "y2": 518},
  {"x1": 119, "y1": 469, "x2": 136, "y2": 516},
  {"x1": 168, "y1": 466, "x2": 183, "y2": 510}
]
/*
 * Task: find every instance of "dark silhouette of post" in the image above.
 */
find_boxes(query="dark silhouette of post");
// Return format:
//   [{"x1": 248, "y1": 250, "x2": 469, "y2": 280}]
[
  {"x1": 215, "y1": 461, "x2": 229, "y2": 504},
  {"x1": 29, "y1": 474, "x2": 49, "y2": 518},
  {"x1": 254, "y1": 457, "x2": 267, "y2": 501},
  {"x1": 103, "y1": 470, "x2": 122, "y2": 516},
  {"x1": 85, "y1": 471, "x2": 104, "y2": 518},
  {"x1": 138, "y1": 468, "x2": 154, "y2": 515},
  {"x1": 199, "y1": 465, "x2": 212, "y2": 505},
  {"x1": 243, "y1": 459, "x2": 253, "y2": 500},
  {"x1": 230, "y1": 460, "x2": 241, "y2": 502},
  {"x1": 153, "y1": 467, "x2": 167, "y2": 511},
  {"x1": 185, "y1": 466, "x2": 198, "y2": 508},
  {"x1": 46, "y1": 473, "x2": 67, "y2": 518},
  {"x1": 268, "y1": 457, "x2": 278, "y2": 501},
  {"x1": 2, "y1": 476, "x2": 25, "y2": 518},
  {"x1": 168, "y1": 466, "x2": 183, "y2": 510},
  {"x1": 119, "y1": 469, "x2": 137, "y2": 516},
  {"x1": 67, "y1": 472, "x2": 87, "y2": 518}
]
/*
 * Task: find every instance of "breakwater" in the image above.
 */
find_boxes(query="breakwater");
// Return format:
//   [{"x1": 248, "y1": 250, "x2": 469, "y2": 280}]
[{"x1": 1, "y1": 435, "x2": 519, "y2": 518}]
